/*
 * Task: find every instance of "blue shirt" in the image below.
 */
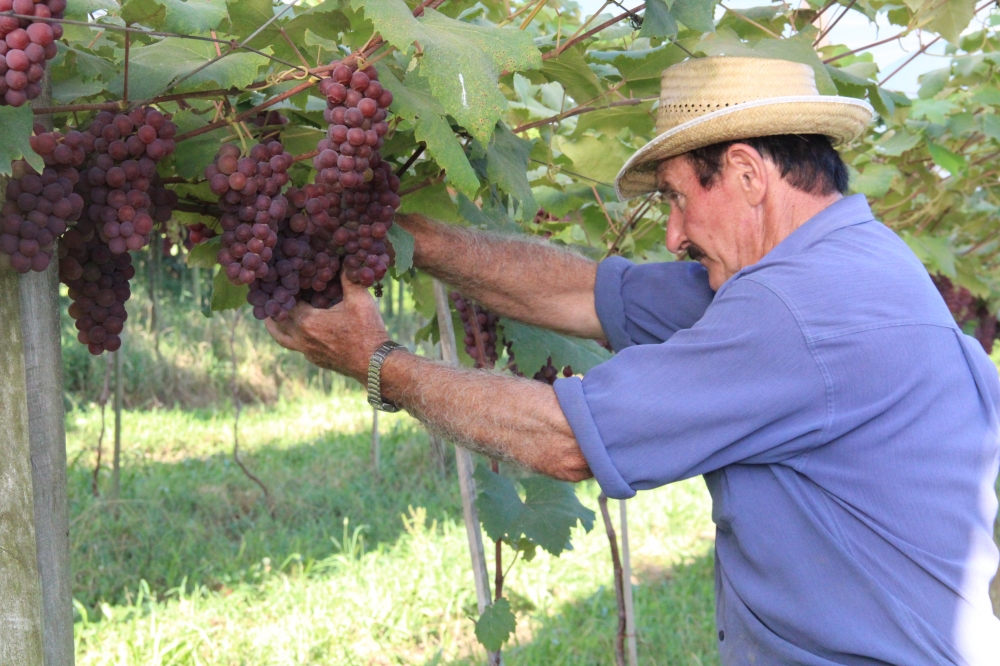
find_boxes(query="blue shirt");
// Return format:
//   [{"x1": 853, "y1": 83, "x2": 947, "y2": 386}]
[{"x1": 554, "y1": 195, "x2": 1000, "y2": 665}]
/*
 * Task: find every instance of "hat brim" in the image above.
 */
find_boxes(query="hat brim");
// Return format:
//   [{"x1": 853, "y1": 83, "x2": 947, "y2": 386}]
[{"x1": 614, "y1": 96, "x2": 875, "y2": 200}]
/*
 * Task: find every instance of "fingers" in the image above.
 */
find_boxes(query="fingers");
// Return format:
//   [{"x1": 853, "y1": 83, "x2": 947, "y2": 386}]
[
  {"x1": 340, "y1": 268, "x2": 371, "y2": 301},
  {"x1": 264, "y1": 317, "x2": 297, "y2": 349}
]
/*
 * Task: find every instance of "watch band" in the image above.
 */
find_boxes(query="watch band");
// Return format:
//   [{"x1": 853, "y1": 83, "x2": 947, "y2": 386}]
[{"x1": 367, "y1": 341, "x2": 405, "y2": 412}]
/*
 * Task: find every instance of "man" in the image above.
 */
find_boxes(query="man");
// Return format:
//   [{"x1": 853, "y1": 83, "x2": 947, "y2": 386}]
[{"x1": 268, "y1": 57, "x2": 1000, "y2": 663}]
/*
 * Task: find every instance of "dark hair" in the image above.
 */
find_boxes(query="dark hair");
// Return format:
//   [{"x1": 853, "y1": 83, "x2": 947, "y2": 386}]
[{"x1": 685, "y1": 134, "x2": 849, "y2": 196}]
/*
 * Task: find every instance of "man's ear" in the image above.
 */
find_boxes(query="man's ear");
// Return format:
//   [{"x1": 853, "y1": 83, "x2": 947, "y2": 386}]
[{"x1": 725, "y1": 144, "x2": 768, "y2": 207}]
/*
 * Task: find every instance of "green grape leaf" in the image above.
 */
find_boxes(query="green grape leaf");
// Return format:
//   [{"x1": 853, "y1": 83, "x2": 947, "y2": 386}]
[
  {"x1": 227, "y1": 0, "x2": 277, "y2": 44},
  {"x1": 378, "y1": 67, "x2": 480, "y2": 198},
  {"x1": 0, "y1": 106, "x2": 43, "y2": 175},
  {"x1": 387, "y1": 224, "x2": 415, "y2": 274},
  {"x1": 474, "y1": 465, "x2": 596, "y2": 557},
  {"x1": 672, "y1": 0, "x2": 717, "y2": 33},
  {"x1": 211, "y1": 266, "x2": 247, "y2": 311},
  {"x1": 52, "y1": 79, "x2": 105, "y2": 104},
  {"x1": 927, "y1": 142, "x2": 965, "y2": 175},
  {"x1": 917, "y1": 66, "x2": 951, "y2": 99},
  {"x1": 160, "y1": 0, "x2": 229, "y2": 33},
  {"x1": 540, "y1": 46, "x2": 605, "y2": 105},
  {"x1": 518, "y1": 475, "x2": 596, "y2": 555},
  {"x1": 850, "y1": 163, "x2": 899, "y2": 198},
  {"x1": 484, "y1": 122, "x2": 537, "y2": 222},
  {"x1": 67, "y1": 0, "x2": 119, "y2": 18},
  {"x1": 971, "y1": 86, "x2": 1000, "y2": 106},
  {"x1": 920, "y1": 0, "x2": 975, "y2": 45},
  {"x1": 555, "y1": 134, "x2": 633, "y2": 185},
  {"x1": 122, "y1": 0, "x2": 167, "y2": 30},
  {"x1": 639, "y1": 0, "x2": 678, "y2": 40},
  {"x1": 980, "y1": 114, "x2": 1000, "y2": 142},
  {"x1": 112, "y1": 38, "x2": 269, "y2": 101},
  {"x1": 500, "y1": 318, "x2": 612, "y2": 376},
  {"x1": 571, "y1": 102, "x2": 655, "y2": 139},
  {"x1": 397, "y1": 182, "x2": 463, "y2": 223},
  {"x1": 170, "y1": 109, "x2": 231, "y2": 180},
  {"x1": 351, "y1": 0, "x2": 541, "y2": 143},
  {"x1": 474, "y1": 466, "x2": 525, "y2": 544},
  {"x1": 474, "y1": 598, "x2": 515, "y2": 652},
  {"x1": 187, "y1": 237, "x2": 221, "y2": 268},
  {"x1": 124, "y1": 0, "x2": 229, "y2": 33},
  {"x1": 875, "y1": 129, "x2": 922, "y2": 156},
  {"x1": 590, "y1": 43, "x2": 687, "y2": 98}
]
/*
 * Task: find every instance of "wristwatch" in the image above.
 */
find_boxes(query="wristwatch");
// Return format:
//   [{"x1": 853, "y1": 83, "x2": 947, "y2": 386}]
[{"x1": 367, "y1": 341, "x2": 405, "y2": 412}]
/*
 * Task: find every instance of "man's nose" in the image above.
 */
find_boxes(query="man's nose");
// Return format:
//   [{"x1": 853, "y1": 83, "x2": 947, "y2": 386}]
[{"x1": 665, "y1": 207, "x2": 686, "y2": 255}]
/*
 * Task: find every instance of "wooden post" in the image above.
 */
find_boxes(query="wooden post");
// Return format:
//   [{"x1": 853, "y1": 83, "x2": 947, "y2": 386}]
[
  {"x1": 620, "y1": 500, "x2": 638, "y2": 666},
  {"x1": 26, "y1": 75, "x2": 75, "y2": 666},
  {"x1": 19, "y1": 266, "x2": 74, "y2": 666},
  {"x1": 0, "y1": 265, "x2": 46, "y2": 666},
  {"x1": 371, "y1": 407, "x2": 380, "y2": 473},
  {"x1": 192, "y1": 265, "x2": 202, "y2": 309},
  {"x1": 432, "y1": 278, "x2": 492, "y2": 612},
  {"x1": 112, "y1": 344, "x2": 123, "y2": 501}
]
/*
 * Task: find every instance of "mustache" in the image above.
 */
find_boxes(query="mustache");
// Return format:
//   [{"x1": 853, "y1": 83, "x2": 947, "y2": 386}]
[{"x1": 684, "y1": 244, "x2": 707, "y2": 262}]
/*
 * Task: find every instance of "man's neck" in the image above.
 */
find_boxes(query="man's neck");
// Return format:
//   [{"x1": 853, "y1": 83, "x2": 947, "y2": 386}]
[{"x1": 762, "y1": 188, "x2": 843, "y2": 255}]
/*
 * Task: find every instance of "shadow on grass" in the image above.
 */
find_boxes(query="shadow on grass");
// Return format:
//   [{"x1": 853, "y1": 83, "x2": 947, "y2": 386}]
[{"x1": 69, "y1": 420, "x2": 464, "y2": 611}]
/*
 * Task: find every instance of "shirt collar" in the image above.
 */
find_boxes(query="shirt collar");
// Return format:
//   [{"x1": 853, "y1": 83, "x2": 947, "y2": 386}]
[{"x1": 723, "y1": 194, "x2": 875, "y2": 289}]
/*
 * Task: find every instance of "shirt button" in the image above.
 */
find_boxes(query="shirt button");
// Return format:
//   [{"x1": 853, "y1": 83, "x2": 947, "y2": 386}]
[{"x1": 718, "y1": 630, "x2": 725, "y2": 641}]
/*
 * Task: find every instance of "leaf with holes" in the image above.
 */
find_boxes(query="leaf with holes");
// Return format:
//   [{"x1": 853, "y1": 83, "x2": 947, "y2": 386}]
[{"x1": 351, "y1": 0, "x2": 541, "y2": 143}]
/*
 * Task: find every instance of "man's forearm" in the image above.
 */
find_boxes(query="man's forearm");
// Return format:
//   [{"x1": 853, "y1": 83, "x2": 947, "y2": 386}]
[
  {"x1": 396, "y1": 213, "x2": 604, "y2": 339},
  {"x1": 380, "y1": 350, "x2": 592, "y2": 482}
]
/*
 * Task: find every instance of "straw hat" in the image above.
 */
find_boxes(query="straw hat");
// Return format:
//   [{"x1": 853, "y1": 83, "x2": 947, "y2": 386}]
[{"x1": 614, "y1": 56, "x2": 874, "y2": 200}]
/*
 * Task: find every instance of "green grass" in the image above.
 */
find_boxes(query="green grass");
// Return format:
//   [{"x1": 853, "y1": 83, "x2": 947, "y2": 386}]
[{"x1": 68, "y1": 391, "x2": 719, "y2": 665}]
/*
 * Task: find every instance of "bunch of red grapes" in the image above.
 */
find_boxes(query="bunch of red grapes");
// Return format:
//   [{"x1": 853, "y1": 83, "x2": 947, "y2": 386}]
[
  {"x1": 76, "y1": 109, "x2": 177, "y2": 255},
  {"x1": 450, "y1": 291, "x2": 574, "y2": 380},
  {"x1": 207, "y1": 141, "x2": 297, "y2": 320},
  {"x1": 451, "y1": 291, "x2": 499, "y2": 368},
  {"x1": 210, "y1": 59, "x2": 402, "y2": 321},
  {"x1": 310, "y1": 59, "x2": 399, "y2": 288},
  {"x1": 1, "y1": 127, "x2": 86, "y2": 273},
  {"x1": 0, "y1": 0, "x2": 65, "y2": 106},
  {"x1": 931, "y1": 274, "x2": 998, "y2": 353},
  {"x1": 0, "y1": 110, "x2": 178, "y2": 355}
]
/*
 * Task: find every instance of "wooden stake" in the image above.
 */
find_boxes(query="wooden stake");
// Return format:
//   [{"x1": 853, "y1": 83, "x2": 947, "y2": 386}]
[
  {"x1": 620, "y1": 499, "x2": 638, "y2": 666},
  {"x1": 112, "y1": 342, "x2": 123, "y2": 501},
  {"x1": 371, "y1": 407, "x2": 380, "y2": 473},
  {"x1": 432, "y1": 278, "x2": 493, "y2": 612}
]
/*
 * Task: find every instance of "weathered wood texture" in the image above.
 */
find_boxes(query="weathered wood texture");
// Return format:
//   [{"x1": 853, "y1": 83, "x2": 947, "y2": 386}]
[
  {"x1": 0, "y1": 266, "x2": 45, "y2": 666},
  {"x1": 619, "y1": 500, "x2": 638, "y2": 666},
  {"x1": 432, "y1": 278, "x2": 492, "y2": 612},
  {"x1": 19, "y1": 265, "x2": 74, "y2": 666}
]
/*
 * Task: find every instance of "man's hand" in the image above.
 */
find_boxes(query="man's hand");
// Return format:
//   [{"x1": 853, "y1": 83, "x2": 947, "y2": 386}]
[{"x1": 265, "y1": 272, "x2": 389, "y2": 383}]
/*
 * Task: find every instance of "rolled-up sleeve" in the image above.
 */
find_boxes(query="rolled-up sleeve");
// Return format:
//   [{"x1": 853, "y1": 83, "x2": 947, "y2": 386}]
[
  {"x1": 596, "y1": 256, "x2": 716, "y2": 351},
  {"x1": 555, "y1": 278, "x2": 829, "y2": 499}
]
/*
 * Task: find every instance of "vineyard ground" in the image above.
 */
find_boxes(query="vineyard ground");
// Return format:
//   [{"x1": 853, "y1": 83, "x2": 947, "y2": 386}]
[{"x1": 67, "y1": 391, "x2": 719, "y2": 665}]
